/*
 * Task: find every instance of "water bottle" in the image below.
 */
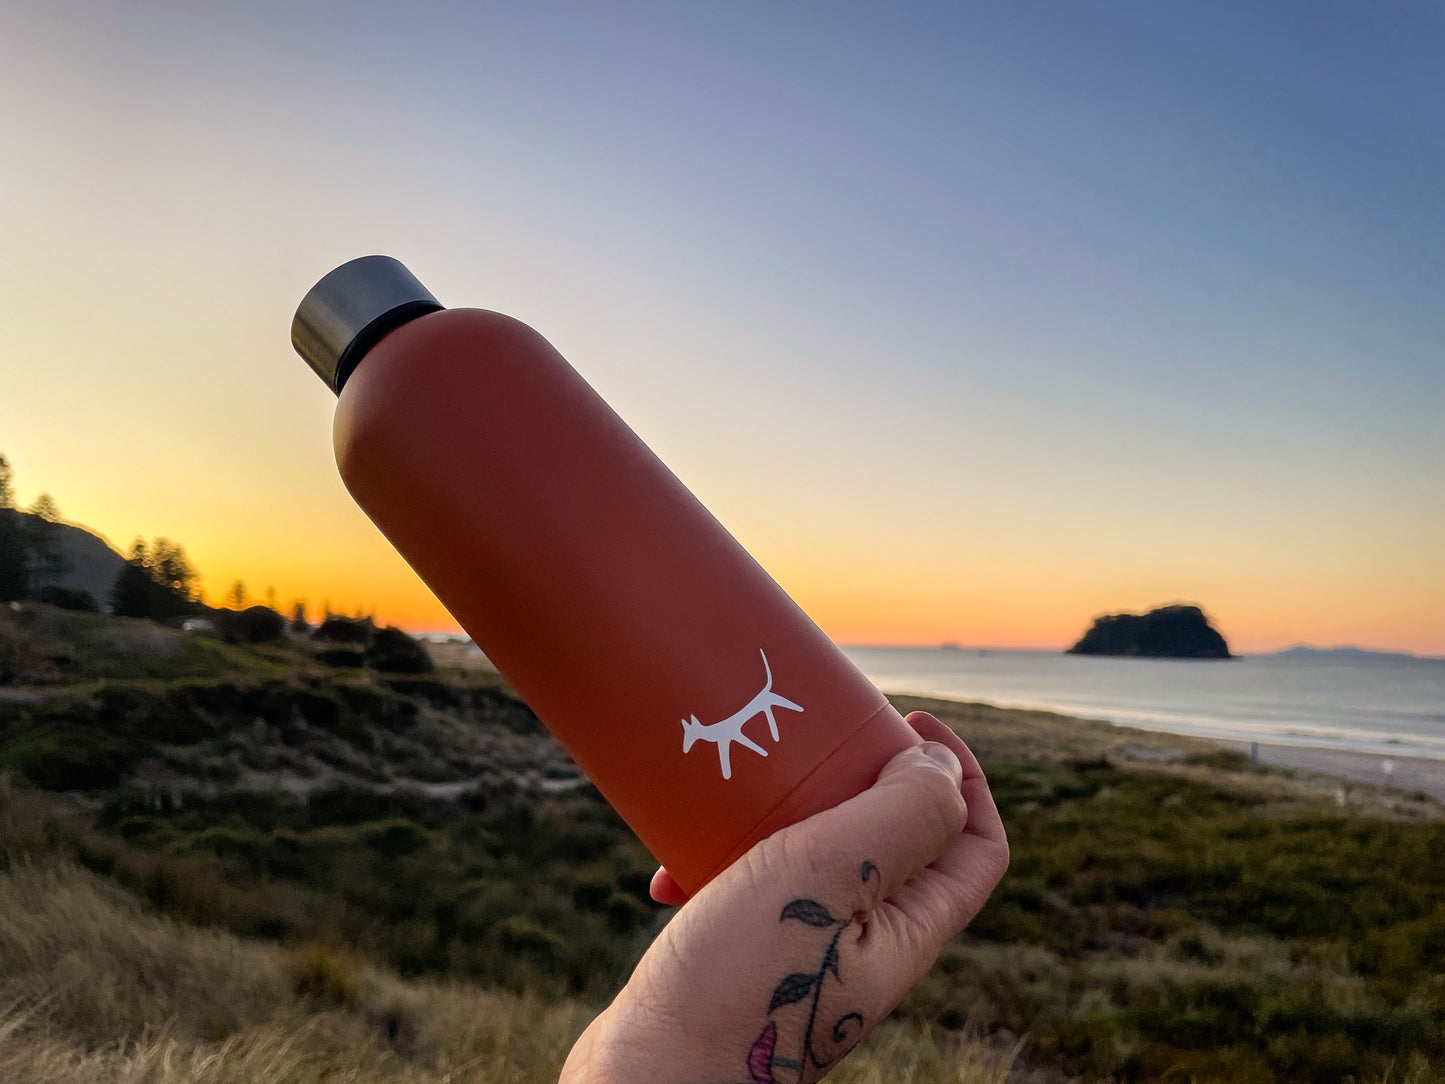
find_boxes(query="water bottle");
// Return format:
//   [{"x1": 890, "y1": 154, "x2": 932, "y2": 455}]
[{"x1": 291, "y1": 255, "x2": 920, "y2": 894}]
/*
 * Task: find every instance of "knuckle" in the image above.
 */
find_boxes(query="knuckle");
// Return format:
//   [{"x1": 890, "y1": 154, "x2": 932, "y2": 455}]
[{"x1": 915, "y1": 765, "x2": 969, "y2": 833}]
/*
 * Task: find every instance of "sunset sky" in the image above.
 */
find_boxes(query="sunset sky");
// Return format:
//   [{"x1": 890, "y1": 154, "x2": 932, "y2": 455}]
[{"x1": 2, "y1": 2, "x2": 1441, "y2": 655}]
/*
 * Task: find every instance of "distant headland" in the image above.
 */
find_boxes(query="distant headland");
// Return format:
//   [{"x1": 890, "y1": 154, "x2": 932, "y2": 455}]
[{"x1": 1068, "y1": 603, "x2": 1232, "y2": 659}]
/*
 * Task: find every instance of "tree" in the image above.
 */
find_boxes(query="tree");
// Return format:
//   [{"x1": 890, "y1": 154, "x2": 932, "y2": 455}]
[
  {"x1": 224, "y1": 580, "x2": 249, "y2": 610},
  {"x1": 147, "y1": 539, "x2": 198, "y2": 601},
  {"x1": 29, "y1": 493, "x2": 60, "y2": 522},
  {"x1": 290, "y1": 600, "x2": 309, "y2": 633},
  {"x1": 0, "y1": 463, "x2": 67, "y2": 600},
  {"x1": 109, "y1": 560, "x2": 154, "y2": 618},
  {"x1": 110, "y1": 536, "x2": 201, "y2": 621},
  {"x1": 22, "y1": 499, "x2": 68, "y2": 588},
  {"x1": 0, "y1": 510, "x2": 28, "y2": 602}
]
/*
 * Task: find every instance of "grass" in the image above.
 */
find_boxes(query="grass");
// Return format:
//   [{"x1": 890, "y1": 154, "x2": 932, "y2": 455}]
[
  {"x1": 3, "y1": 772, "x2": 664, "y2": 1001},
  {"x1": 0, "y1": 858, "x2": 598, "y2": 1083},
  {"x1": 3, "y1": 606, "x2": 1444, "y2": 1081},
  {"x1": 8, "y1": 604, "x2": 294, "y2": 683},
  {"x1": 0, "y1": 848, "x2": 1014, "y2": 1084},
  {"x1": 8, "y1": 742, "x2": 1444, "y2": 1081},
  {"x1": 893, "y1": 753, "x2": 1445, "y2": 1082}
]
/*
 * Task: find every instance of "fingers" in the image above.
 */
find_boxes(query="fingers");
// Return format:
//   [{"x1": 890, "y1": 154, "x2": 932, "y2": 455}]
[
  {"x1": 905, "y1": 711, "x2": 1007, "y2": 846},
  {"x1": 880, "y1": 712, "x2": 1010, "y2": 943},
  {"x1": 655, "y1": 709, "x2": 1007, "y2": 943},
  {"x1": 772, "y1": 736, "x2": 970, "y2": 916},
  {"x1": 649, "y1": 866, "x2": 689, "y2": 906}
]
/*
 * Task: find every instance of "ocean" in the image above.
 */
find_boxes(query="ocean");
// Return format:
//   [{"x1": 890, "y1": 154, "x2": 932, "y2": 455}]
[{"x1": 841, "y1": 647, "x2": 1445, "y2": 763}]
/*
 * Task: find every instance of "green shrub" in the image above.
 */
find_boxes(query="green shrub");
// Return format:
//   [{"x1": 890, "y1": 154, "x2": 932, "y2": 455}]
[
  {"x1": 360, "y1": 819, "x2": 431, "y2": 858},
  {"x1": 366, "y1": 626, "x2": 433, "y2": 674},
  {"x1": 495, "y1": 916, "x2": 564, "y2": 960},
  {"x1": 317, "y1": 647, "x2": 365, "y2": 668},
  {"x1": 315, "y1": 617, "x2": 371, "y2": 645},
  {"x1": 33, "y1": 585, "x2": 99, "y2": 611},
  {"x1": 291, "y1": 944, "x2": 362, "y2": 1009},
  {"x1": 1, "y1": 729, "x2": 129, "y2": 789},
  {"x1": 219, "y1": 605, "x2": 286, "y2": 644}
]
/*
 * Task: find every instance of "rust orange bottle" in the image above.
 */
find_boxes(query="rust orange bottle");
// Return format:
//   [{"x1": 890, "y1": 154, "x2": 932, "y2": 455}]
[{"x1": 291, "y1": 255, "x2": 920, "y2": 895}]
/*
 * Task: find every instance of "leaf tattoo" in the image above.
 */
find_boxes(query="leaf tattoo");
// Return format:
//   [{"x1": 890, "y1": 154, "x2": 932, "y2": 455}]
[
  {"x1": 768, "y1": 973, "x2": 817, "y2": 1013},
  {"x1": 747, "y1": 861, "x2": 877, "y2": 1084},
  {"x1": 779, "y1": 899, "x2": 836, "y2": 927}
]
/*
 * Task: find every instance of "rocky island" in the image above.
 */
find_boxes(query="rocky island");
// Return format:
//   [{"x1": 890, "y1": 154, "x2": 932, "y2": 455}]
[{"x1": 1068, "y1": 603, "x2": 1232, "y2": 659}]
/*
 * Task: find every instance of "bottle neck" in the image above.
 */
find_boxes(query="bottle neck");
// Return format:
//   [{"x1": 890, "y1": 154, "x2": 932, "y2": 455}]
[{"x1": 333, "y1": 299, "x2": 443, "y2": 393}]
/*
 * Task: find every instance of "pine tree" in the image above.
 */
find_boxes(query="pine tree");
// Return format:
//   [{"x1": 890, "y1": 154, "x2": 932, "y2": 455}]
[
  {"x1": 0, "y1": 510, "x2": 28, "y2": 601},
  {"x1": 29, "y1": 493, "x2": 60, "y2": 522},
  {"x1": 110, "y1": 536, "x2": 200, "y2": 621},
  {"x1": 110, "y1": 542, "x2": 154, "y2": 618},
  {"x1": 147, "y1": 539, "x2": 197, "y2": 601}
]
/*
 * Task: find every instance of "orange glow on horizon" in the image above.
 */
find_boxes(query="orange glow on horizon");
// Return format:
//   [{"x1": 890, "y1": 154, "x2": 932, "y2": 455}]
[
  {"x1": 11, "y1": 451, "x2": 1443, "y2": 660},
  {"x1": 177, "y1": 540, "x2": 1445, "y2": 659}
]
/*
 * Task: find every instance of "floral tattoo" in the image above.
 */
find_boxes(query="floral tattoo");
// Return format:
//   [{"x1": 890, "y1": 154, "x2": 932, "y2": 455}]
[{"x1": 745, "y1": 860, "x2": 879, "y2": 1084}]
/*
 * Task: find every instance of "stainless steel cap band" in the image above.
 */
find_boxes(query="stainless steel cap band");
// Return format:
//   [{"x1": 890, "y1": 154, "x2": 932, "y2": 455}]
[{"x1": 291, "y1": 255, "x2": 443, "y2": 393}]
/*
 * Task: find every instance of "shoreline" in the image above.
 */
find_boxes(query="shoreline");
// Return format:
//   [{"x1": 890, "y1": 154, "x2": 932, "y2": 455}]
[
  {"x1": 1220, "y1": 739, "x2": 1445, "y2": 801},
  {"x1": 420, "y1": 640, "x2": 1445, "y2": 806},
  {"x1": 882, "y1": 691, "x2": 1445, "y2": 809}
]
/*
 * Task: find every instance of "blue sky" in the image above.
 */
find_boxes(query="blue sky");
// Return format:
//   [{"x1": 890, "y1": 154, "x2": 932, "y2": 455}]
[{"x1": 1, "y1": 2, "x2": 1441, "y2": 651}]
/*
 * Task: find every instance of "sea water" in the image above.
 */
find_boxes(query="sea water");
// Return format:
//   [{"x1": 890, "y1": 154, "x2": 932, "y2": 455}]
[{"x1": 841, "y1": 647, "x2": 1445, "y2": 762}]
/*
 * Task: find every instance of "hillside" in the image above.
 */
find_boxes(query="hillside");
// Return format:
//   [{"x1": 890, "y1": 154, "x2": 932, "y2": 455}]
[
  {"x1": 1, "y1": 603, "x2": 1443, "y2": 1082},
  {"x1": 33, "y1": 515, "x2": 128, "y2": 606},
  {"x1": 0, "y1": 509, "x2": 127, "y2": 610}
]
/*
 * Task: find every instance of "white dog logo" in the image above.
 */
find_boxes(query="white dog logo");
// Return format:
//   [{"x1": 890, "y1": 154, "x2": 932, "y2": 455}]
[{"x1": 680, "y1": 650, "x2": 805, "y2": 780}]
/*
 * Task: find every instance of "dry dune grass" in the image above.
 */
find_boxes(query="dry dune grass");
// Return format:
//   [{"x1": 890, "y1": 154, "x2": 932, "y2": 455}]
[
  {"x1": 0, "y1": 857, "x2": 592, "y2": 1083},
  {"x1": 827, "y1": 1024, "x2": 1020, "y2": 1084},
  {"x1": 0, "y1": 863, "x2": 288, "y2": 1047},
  {"x1": 0, "y1": 858, "x2": 1016, "y2": 1084},
  {"x1": 0, "y1": 1007, "x2": 586, "y2": 1084}
]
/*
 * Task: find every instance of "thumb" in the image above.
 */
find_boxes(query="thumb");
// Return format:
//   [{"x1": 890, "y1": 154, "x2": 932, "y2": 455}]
[
  {"x1": 878, "y1": 739, "x2": 965, "y2": 790},
  {"x1": 650, "y1": 743, "x2": 961, "y2": 908},
  {"x1": 765, "y1": 739, "x2": 970, "y2": 915}
]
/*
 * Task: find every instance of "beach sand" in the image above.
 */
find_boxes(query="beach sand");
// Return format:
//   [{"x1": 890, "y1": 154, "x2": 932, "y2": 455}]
[{"x1": 1222, "y1": 740, "x2": 1445, "y2": 801}]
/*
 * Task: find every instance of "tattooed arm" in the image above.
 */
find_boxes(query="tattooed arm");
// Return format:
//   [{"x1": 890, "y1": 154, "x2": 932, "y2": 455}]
[{"x1": 559, "y1": 712, "x2": 1009, "y2": 1084}]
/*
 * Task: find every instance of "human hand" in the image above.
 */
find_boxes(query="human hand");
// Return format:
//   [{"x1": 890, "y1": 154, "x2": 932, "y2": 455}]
[{"x1": 559, "y1": 711, "x2": 1009, "y2": 1084}]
